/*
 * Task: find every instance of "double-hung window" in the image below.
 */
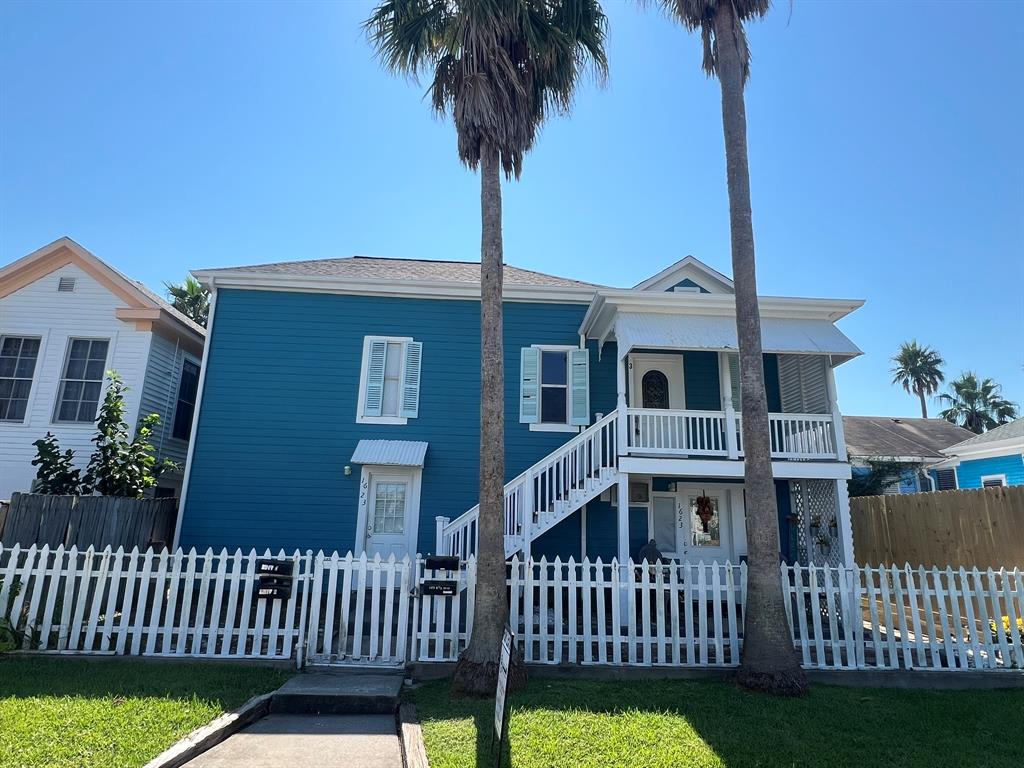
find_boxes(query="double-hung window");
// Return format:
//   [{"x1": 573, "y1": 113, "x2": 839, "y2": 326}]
[
  {"x1": 357, "y1": 336, "x2": 423, "y2": 424},
  {"x1": 171, "y1": 359, "x2": 201, "y2": 440},
  {"x1": 0, "y1": 336, "x2": 41, "y2": 422},
  {"x1": 519, "y1": 345, "x2": 590, "y2": 431},
  {"x1": 54, "y1": 338, "x2": 109, "y2": 423}
]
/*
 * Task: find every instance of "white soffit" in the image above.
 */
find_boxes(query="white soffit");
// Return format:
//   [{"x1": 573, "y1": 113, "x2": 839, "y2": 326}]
[
  {"x1": 351, "y1": 440, "x2": 429, "y2": 467},
  {"x1": 613, "y1": 312, "x2": 862, "y2": 362}
]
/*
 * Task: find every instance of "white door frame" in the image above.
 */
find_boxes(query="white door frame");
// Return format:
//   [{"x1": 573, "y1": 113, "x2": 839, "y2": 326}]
[
  {"x1": 652, "y1": 483, "x2": 740, "y2": 564},
  {"x1": 628, "y1": 353, "x2": 685, "y2": 410},
  {"x1": 355, "y1": 464, "x2": 422, "y2": 558}
]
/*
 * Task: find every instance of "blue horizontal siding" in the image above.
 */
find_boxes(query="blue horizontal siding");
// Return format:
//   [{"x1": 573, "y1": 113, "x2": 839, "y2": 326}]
[
  {"x1": 954, "y1": 453, "x2": 1024, "y2": 488},
  {"x1": 180, "y1": 289, "x2": 617, "y2": 554}
]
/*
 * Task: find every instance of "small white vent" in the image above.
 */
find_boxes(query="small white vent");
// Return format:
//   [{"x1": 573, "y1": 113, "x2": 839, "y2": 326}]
[
  {"x1": 672, "y1": 286, "x2": 701, "y2": 294},
  {"x1": 57, "y1": 277, "x2": 76, "y2": 292}
]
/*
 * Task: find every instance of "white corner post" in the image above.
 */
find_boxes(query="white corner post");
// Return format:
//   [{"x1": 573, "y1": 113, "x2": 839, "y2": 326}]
[
  {"x1": 434, "y1": 515, "x2": 448, "y2": 555},
  {"x1": 719, "y1": 351, "x2": 739, "y2": 459},
  {"x1": 826, "y1": 360, "x2": 848, "y2": 462},
  {"x1": 173, "y1": 283, "x2": 218, "y2": 551},
  {"x1": 835, "y1": 478, "x2": 855, "y2": 565},
  {"x1": 616, "y1": 469, "x2": 631, "y2": 619},
  {"x1": 616, "y1": 352, "x2": 628, "y2": 457}
]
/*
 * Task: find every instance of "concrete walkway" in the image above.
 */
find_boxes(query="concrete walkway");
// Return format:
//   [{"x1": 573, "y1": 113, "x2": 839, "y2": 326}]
[{"x1": 183, "y1": 713, "x2": 402, "y2": 767}]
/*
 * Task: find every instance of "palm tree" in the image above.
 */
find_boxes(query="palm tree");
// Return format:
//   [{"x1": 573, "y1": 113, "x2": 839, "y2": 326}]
[
  {"x1": 651, "y1": 0, "x2": 805, "y2": 694},
  {"x1": 890, "y1": 341, "x2": 945, "y2": 418},
  {"x1": 165, "y1": 276, "x2": 210, "y2": 327},
  {"x1": 938, "y1": 373, "x2": 1019, "y2": 434},
  {"x1": 366, "y1": 0, "x2": 607, "y2": 696}
]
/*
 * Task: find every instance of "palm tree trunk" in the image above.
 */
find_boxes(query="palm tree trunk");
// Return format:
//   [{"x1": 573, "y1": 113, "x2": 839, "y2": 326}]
[
  {"x1": 918, "y1": 389, "x2": 928, "y2": 419},
  {"x1": 453, "y1": 140, "x2": 526, "y2": 696},
  {"x1": 713, "y1": 3, "x2": 806, "y2": 695}
]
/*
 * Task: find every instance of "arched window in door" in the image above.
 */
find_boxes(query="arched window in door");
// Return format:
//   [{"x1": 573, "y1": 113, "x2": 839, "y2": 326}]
[{"x1": 642, "y1": 370, "x2": 670, "y2": 409}]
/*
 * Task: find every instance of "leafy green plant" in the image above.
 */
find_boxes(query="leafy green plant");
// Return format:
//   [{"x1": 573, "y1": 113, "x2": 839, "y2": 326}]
[
  {"x1": 0, "y1": 617, "x2": 20, "y2": 653},
  {"x1": 30, "y1": 433, "x2": 84, "y2": 495},
  {"x1": 82, "y1": 372, "x2": 176, "y2": 498}
]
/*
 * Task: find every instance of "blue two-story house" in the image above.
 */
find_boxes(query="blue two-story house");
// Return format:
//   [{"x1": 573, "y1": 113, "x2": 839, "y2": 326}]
[{"x1": 176, "y1": 255, "x2": 864, "y2": 567}]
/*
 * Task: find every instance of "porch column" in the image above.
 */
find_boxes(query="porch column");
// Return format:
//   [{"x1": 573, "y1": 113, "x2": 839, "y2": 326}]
[
  {"x1": 616, "y1": 471, "x2": 630, "y2": 565},
  {"x1": 616, "y1": 353, "x2": 628, "y2": 457},
  {"x1": 834, "y1": 479, "x2": 855, "y2": 565},
  {"x1": 826, "y1": 362, "x2": 848, "y2": 462},
  {"x1": 616, "y1": 470, "x2": 631, "y2": 621},
  {"x1": 719, "y1": 351, "x2": 740, "y2": 459}
]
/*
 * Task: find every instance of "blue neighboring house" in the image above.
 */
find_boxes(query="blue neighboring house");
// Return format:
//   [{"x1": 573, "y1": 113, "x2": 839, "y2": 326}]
[
  {"x1": 843, "y1": 416, "x2": 973, "y2": 494},
  {"x1": 929, "y1": 418, "x2": 1024, "y2": 490},
  {"x1": 176, "y1": 255, "x2": 865, "y2": 567}
]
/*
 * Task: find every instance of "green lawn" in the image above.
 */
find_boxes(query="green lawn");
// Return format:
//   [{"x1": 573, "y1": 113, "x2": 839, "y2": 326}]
[
  {"x1": 413, "y1": 677, "x2": 1024, "y2": 768},
  {"x1": 0, "y1": 657, "x2": 291, "y2": 768}
]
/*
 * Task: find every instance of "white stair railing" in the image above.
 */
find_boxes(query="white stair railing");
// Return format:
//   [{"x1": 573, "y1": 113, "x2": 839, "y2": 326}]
[{"x1": 436, "y1": 411, "x2": 619, "y2": 558}]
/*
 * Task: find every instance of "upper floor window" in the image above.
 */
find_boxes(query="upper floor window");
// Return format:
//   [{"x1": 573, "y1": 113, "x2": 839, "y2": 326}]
[
  {"x1": 519, "y1": 346, "x2": 590, "y2": 431},
  {"x1": 171, "y1": 359, "x2": 201, "y2": 440},
  {"x1": 357, "y1": 336, "x2": 422, "y2": 424},
  {"x1": 54, "y1": 338, "x2": 109, "y2": 423},
  {"x1": 0, "y1": 336, "x2": 41, "y2": 422}
]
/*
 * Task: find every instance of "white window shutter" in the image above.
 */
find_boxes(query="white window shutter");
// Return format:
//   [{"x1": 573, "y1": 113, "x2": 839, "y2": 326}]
[
  {"x1": 569, "y1": 348, "x2": 591, "y2": 426},
  {"x1": 519, "y1": 347, "x2": 540, "y2": 424},
  {"x1": 400, "y1": 341, "x2": 423, "y2": 418},
  {"x1": 363, "y1": 339, "x2": 388, "y2": 417}
]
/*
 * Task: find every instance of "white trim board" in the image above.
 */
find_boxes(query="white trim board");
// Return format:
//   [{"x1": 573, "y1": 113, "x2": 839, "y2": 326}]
[{"x1": 619, "y1": 457, "x2": 853, "y2": 480}]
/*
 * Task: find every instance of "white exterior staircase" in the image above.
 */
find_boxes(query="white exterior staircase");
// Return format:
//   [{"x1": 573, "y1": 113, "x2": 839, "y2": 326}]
[{"x1": 435, "y1": 411, "x2": 620, "y2": 558}]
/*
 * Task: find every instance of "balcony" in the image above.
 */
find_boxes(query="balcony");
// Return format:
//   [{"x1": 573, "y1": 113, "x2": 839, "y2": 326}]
[{"x1": 626, "y1": 408, "x2": 841, "y2": 461}]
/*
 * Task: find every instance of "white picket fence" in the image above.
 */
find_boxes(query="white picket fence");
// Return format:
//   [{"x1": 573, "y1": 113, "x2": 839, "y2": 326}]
[
  {"x1": 3, "y1": 543, "x2": 1022, "y2": 672},
  {"x1": 0, "y1": 544, "x2": 305, "y2": 659},
  {"x1": 784, "y1": 563, "x2": 1024, "y2": 671}
]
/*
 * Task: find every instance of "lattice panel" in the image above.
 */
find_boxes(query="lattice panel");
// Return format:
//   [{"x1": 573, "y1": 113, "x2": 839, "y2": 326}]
[{"x1": 790, "y1": 479, "x2": 840, "y2": 567}]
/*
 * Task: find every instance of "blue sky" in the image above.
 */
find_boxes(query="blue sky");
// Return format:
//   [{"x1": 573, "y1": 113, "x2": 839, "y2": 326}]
[{"x1": 2, "y1": 0, "x2": 1021, "y2": 418}]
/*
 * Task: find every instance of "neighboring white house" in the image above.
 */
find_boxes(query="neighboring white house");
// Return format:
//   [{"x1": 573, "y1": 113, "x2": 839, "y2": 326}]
[{"x1": 0, "y1": 238, "x2": 205, "y2": 499}]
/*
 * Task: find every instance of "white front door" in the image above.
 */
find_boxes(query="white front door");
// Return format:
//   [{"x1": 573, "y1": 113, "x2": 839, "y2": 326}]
[
  {"x1": 364, "y1": 472, "x2": 415, "y2": 559},
  {"x1": 676, "y1": 486, "x2": 732, "y2": 564},
  {"x1": 629, "y1": 354, "x2": 684, "y2": 410}
]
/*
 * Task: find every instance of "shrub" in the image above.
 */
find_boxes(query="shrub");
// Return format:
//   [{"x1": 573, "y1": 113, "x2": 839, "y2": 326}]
[{"x1": 30, "y1": 433, "x2": 84, "y2": 495}]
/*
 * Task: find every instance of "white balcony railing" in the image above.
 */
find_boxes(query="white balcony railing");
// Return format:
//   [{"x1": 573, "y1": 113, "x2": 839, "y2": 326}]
[{"x1": 627, "y1": 408, "x2": 839, "y2": 460}]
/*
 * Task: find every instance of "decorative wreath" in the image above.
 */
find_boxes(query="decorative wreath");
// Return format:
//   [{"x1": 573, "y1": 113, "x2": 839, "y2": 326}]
[{"x1": 695, "y1": 494, "x2": 715, "y2": 531}]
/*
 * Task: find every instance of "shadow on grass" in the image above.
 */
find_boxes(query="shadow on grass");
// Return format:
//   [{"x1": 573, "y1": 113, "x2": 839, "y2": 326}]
[
  {"x1": 0, "y1": 655, "x2": 291, "y2": 708},
  {"x1": 413, "y1": 676, "x2": 1024, "y2": 768}
]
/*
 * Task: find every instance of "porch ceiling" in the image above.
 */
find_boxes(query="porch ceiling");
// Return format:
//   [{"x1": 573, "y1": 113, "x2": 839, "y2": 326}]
[{"x1": 604, "y1": 312, "x2": 862, "y2": 363}]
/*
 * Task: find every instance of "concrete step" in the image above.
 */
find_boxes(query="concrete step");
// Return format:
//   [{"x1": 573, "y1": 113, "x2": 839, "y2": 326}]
[{"x1": 269, "y1": 671, "x2": 403, "y2": 716}]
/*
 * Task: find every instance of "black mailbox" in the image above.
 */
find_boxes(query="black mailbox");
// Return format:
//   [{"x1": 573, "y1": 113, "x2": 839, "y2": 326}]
[
  {"x1": 424, "y1": 555, "x2": 460, "y2": 572},
  {"x1": 256, "y1": 574, "x2": 292, "y2": 599},
  {"x1": 421, "y1": 579, "x2": 458, "y2": 596},
  {"x1": 256, "y1": 559, "x2": 294, "y2": 577}
]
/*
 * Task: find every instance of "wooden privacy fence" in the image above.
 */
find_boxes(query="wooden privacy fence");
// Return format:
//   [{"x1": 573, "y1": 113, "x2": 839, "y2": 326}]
[
  {"x1": 3, "y1": 544, "x2": 1022, "y2": 672},
  {"x1": 0, "y1": 493, "x2": 178, "y2": 550},
  {"x1": 852, "y1": 485, "x2": 1024, "y2": 568}
]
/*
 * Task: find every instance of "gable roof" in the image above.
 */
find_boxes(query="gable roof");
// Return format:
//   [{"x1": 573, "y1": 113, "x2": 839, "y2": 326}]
[
  {"x1": 632, "y1": 256, "x2": 735, "y2": 294},
  {"x1": 843, "y1": 416, "x2": 974, "y2": 460},
  {"x1": 204, "y1": 255, "x2": 602, "y2": 289},
  {"x1": 0, "y1": 237, "x2": 205, "y2": 348},
  {"x1": 943, "y1": 417, "x2": 1024, "y2": 454}
]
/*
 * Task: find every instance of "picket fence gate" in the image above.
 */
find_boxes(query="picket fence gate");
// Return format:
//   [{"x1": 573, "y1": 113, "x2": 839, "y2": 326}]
[{"x1": 2, "y1": 543, "x2": 1022, "y2": 672}]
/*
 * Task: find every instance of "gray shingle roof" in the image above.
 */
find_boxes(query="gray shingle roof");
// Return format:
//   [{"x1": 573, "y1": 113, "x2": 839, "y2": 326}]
[
  {"x1": 843, "y1": 416, "x2": 974, "y2": 459},
  {"x1": 205, "y1": 255, "x2": 602, "y2": 289},
  {"x1": 945, "y1": 417, "x2": 1024, "y2": 452}
]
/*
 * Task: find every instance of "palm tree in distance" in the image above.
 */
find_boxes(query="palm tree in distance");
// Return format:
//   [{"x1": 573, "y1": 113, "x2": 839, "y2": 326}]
[
  {"x1": 891, "y1": 341, "x2": 945, "y2": 418},
  {"x1": 165, "y1": 276, "x2": 210, "y2": 327},
  {"x1": 648, "y1": 0, "x2": 806, "y2": 694},
  {"x1": 366, "y1": 0, "x2": 608, "y2": 696},
  {"x1": 938, "y1": 372, "x2": 1018, "y2": 433}
]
